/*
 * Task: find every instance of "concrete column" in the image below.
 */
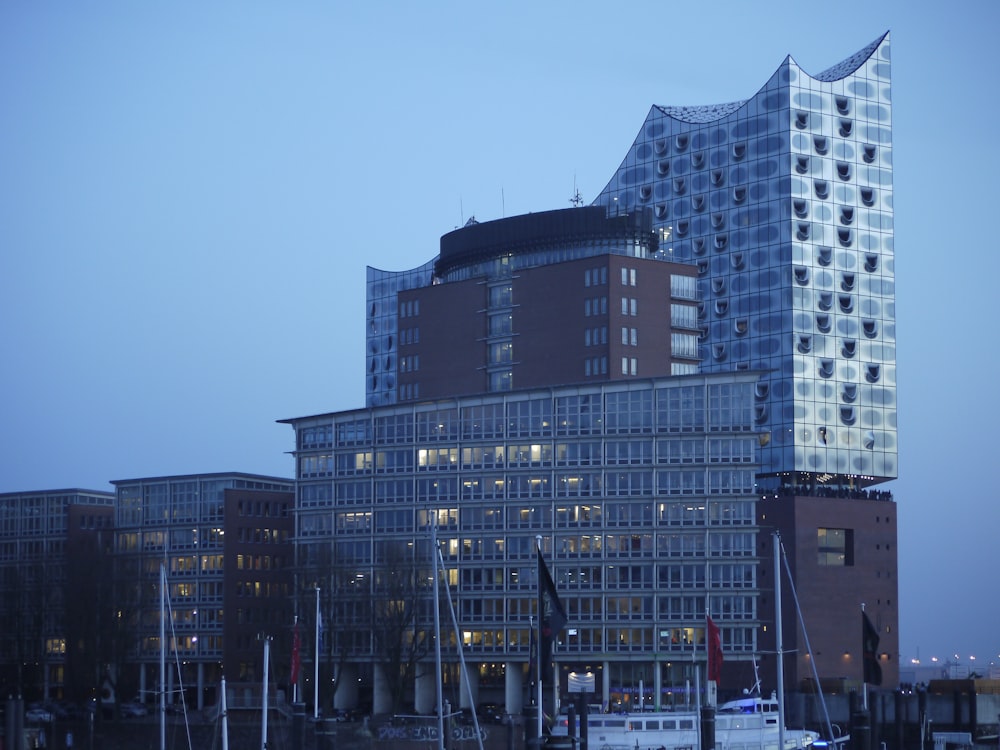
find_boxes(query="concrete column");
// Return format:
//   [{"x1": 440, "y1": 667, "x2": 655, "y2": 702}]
[
  {"x1": 333, "y1": 663, "x2": 359, "y2": 710},
  {"x1": 552, "y1": 660, "x2": 560, "y2": 715},
  {"x1": 415, "y1": 667, "x2": 437, "y2": 714},
  {"x1": 460, "y1": 664, "x2": 480, "y2": 709},
  {"x1": 505, "y1": 662, "x2": 523, "y2": 715},
  {"x1": 372, "y1": 665, "x2": 393, "y2": 715},
  {"x1": 197, "y1": 663, "x2": 205, "y2": 710},
  {"x1": 654, "y1": 658, "x2": 662, "y2": 710},
  {"x1": 602, "y1": 661, "x2": 611, "y2": 712}
]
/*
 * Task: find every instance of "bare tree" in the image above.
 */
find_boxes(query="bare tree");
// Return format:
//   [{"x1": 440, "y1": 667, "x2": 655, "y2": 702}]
[{"x1": 370, "y1": 539, "x2": 436, "y2": 714}]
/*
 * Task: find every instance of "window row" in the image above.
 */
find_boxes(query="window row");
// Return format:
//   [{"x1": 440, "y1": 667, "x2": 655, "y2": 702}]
[
  {"x1": 327, "y1": 625, "x2": 759, "y2": 657},
  {"x1": 585, "y1": 296, "x2": 608, "y2": 316},
  {"x1": 319, "y1": 437, "x2": 756, "y2": 475},
  {"x1": 456, "y1": 592, "x2": 754, "y2": 624},
  {"x1": 585, "y1": 326, "x2": 608, "y2": 347},
  {"x1": 584, "y1": 266, "x2": 608, "y2": 287},
  {"x1": 327, "y1": 382, "x2": 757, "y2": 448},
  {"x1": 330, "y1": 500, "x2": 755, "y2": 534},
  {"x1": 327, "y1": 466, "x2": 756, "y2": 498}
]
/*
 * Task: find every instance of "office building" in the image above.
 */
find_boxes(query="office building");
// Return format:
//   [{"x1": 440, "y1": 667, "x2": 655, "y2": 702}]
[
  {"x1": 367, "y1": 207, "x2": 699, "y2": 405},
  {"x1": 0, "y1": 489, "x2": 115, "y2": 701},
  {"x1": 285, "y1": 372, "x2": 764, "y2": 713},
  {"x1": 110, "y1": 473, "x2": 294, "y2": 709}
]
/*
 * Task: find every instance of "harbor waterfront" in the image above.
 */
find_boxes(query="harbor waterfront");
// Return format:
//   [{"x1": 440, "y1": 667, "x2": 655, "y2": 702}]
[{"x1": 6, "y1": 682, "x2": 999, "y2": 750}]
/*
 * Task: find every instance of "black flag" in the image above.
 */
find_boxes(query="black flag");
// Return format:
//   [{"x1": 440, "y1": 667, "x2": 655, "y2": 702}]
[
  {"x1": 862, "y1": 611, "x2": 883, "y2": 686},
  {"x1": 538, "y1": 547, "x2": 567, "y2": 668}
]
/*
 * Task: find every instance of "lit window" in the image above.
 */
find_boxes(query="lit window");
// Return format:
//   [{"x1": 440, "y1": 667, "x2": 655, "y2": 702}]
[{"x1": 818, "y1": 528, "x2": 854, "y2": 566}]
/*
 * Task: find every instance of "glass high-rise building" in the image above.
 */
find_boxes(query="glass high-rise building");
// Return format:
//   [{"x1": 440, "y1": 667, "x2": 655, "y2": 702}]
[
  {"x1": 593, "y1": 33, "x2": 895, "y2": 489},
  {"x1": 291, "y1": 33, "x2": 898, "y2": 716},
  {"x1": 111, "y1": 472, "x2": 294, "y2": 710}
]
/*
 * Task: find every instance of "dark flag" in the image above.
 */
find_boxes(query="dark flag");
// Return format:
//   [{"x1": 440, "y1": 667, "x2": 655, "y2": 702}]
[
  {"x1": 707, "y1": 616, "x2": 723, "y2": 685},
  {"x1": 862, "y1": 611, "x2": 883, "y2": 686},
  {"x1": 538, "y1": 547, "x2": 567, "y2": 669}
]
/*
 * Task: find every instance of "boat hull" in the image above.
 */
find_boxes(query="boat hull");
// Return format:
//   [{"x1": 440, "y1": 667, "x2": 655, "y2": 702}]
[{"x1": 552, "y1": 706, "x2": 819, "y2": 750}]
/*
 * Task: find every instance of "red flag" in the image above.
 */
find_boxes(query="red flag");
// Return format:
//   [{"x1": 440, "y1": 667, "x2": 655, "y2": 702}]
[
  {"x1": 707, "y1": 616, "x2": 723, "y2": 685},
  {"x1": 290, "y1": 621, "x2": 301, "y2": 686}
]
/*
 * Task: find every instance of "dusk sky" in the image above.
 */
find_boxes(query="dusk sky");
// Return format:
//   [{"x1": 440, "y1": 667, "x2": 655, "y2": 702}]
[{"x1": 2, "y1": 2, "x2": 997, "y2": 670}]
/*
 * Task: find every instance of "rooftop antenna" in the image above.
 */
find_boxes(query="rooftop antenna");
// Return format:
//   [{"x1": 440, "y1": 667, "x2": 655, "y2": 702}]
[{"x1": 569, "y1": 176, "x2": 584, "y2": 207}]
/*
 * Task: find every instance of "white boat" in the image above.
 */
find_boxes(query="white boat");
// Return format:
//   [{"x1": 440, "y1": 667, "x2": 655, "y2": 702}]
[{"x1": 551, "y1": 692, "x2": 819, "y2": 750}]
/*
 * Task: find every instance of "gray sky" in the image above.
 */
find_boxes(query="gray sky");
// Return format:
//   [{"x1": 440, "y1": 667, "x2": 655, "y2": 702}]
[{"x1": 2, "y1": 1, "x2": 998, "y2": 670}]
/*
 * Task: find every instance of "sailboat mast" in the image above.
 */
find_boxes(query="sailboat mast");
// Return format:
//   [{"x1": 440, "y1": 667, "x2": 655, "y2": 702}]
[
  {"x1": 220, "y1": 675, "x2": 229, "y2": 750},
  {"x1": 437, "y1": 546, "x2": 486, "y2": 750},
  {"x1": 314, "y1": 587, "x2": 321, "y2": 720},
  {"x1": 261, "y1": 637, "x2": 270, "y2": 750},
  {"x1": 773, "y1": 533, "x2": 786, "y2": 750},
  {"x1": 535, "y1": 535, "x2": 543, "y2": 743},
  {"x1": 432, "y1": 520, "x2": 445, "y2": 750},
  {"x1": 160, "y1": 564, "x2": 167, "y2": 750}
]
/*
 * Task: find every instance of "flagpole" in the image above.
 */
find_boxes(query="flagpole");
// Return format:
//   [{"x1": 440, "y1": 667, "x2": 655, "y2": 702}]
[
  {"x1": 535, "y1": 534, "x2": 544, "y2": 744},
  {"x1": 861, "y1": 603, "x2": 869, "y2": 711},
  {"x1": 774, "y1": 532, "x2": 786, "y2": 750},
  {"x1": 292, "y1": 616, "x2": 299, "y2": 704},
  {"x1": 693, "y1": 633, "x2": 701, "y2": 749},
  {"x1": 705, "y1": 615, "x2": 712, "y2": 706},
  {"x1": 314, "y1": 587, "x2": 320, "y2": 720}
]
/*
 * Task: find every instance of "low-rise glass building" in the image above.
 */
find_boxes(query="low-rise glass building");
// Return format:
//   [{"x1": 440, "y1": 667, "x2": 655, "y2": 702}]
[{"x1": 284, "y1": 372, "x2": 763, "y2": 713}]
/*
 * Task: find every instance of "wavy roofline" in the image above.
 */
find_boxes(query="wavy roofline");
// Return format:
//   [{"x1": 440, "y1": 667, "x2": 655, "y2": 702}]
[
  {"x1": 652, "y1": 31, "x2": 889, "y2": 125},
  {"x1": 811, "y1": 30, "x2": 889, "y2": 82}
]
